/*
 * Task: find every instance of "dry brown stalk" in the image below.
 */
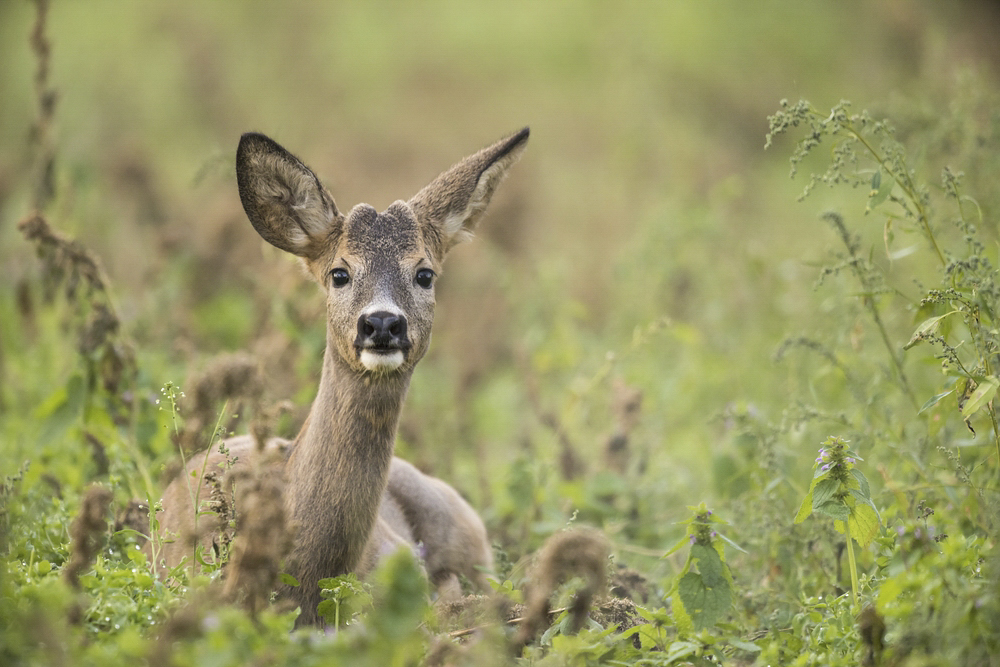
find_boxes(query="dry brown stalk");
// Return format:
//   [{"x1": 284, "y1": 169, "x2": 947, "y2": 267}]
[
  {"x1": 178, "y1": 353, "x2": 265, "y2": 453},
  {"x1": 63, "y1": 485, "x2": 112, "y2": 590},
  {"x1": 513, "y1": 527, "x2": 610, "y2": 652},
  {"x1": 29, "y1": 0, "x2": 57, "y2": 210},
  {"x1": 219, "y1": 448, "x2": 295, "y2": 616}
]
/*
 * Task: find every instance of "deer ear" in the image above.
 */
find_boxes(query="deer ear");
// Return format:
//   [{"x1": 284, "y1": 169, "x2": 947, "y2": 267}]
[
  {"x1": 236, "y1": 133, "x2": 343, "y2": 259},
  {"x1": 409, "y1": 127, "x2": 529, "y2": 258}
]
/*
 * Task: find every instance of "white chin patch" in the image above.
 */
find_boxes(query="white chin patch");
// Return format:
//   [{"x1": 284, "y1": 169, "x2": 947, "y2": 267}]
[{"x1": 360, "y1": 349, "x2": 404, "y2": 372}]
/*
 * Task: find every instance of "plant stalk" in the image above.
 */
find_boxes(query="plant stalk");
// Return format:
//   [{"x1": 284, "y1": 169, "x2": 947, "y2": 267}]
[{"x1": 845, "y1": 524, "x2": 860, "y2": 612}]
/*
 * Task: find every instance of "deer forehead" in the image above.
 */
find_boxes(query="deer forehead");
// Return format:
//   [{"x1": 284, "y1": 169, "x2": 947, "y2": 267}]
[
  {"x1": 338, "y1": 202, "x2": 436, "y2": 275},
  {"x1": 343, "y1": 202, "x2": 423, "y2": 260}
]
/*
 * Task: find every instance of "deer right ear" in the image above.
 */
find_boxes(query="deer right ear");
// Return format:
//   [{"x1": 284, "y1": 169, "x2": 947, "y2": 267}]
[{"x1": 236, "y1": 133, "x2": 343, "y2": 259}]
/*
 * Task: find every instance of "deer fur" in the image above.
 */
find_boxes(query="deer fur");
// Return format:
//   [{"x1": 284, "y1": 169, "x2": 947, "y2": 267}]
[{"x1": 152, "y1": 128, "x2": 528, "y2": 625}]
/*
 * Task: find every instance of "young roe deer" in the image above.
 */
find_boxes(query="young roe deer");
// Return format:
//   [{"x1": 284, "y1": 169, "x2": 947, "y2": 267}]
[{"x1": 152, "y1": 127, "x2": 529, "y2": 625}]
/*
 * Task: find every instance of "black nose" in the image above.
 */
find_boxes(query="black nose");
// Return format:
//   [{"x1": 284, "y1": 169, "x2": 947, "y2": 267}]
[{"x1": 357, "y1": 310, "x2": 408, "y2": 348}]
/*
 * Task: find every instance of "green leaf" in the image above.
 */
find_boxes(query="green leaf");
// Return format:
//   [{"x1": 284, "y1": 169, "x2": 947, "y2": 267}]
[
  {"x1": 867, "y1": 168, "x2": 893, "y2": 210},
  {"x1": 316, "y1": 599, "x2": 338, "y2": 624},
  {"x1": 663, "y1": 533, "x2": 693, "y2": 558},
  {"x1": 280, "y1": 572, "x2": 299, "y2": 587},
  {"x1": 664, "y1": 640, "x2": 699, "y2": 663},
  {"x1": 691, "y1": 543, "x2": 725, "y2": 587},
  {"x1": 729, "y1": 638, "x2": 762, "y2": 653},
  {"x1": 795, "y1": 470, "x2": 828, "y2": 524},
  {"x1": 849, "y1": 468, "x2": 871, "y2": 500},
  {"x1": 715, "y1": 531, "x2": 748, "y2": 554},
  {"x1": 919, "y1": 389, "x2": 954, "y2": 414},
  {"x1": 848, "y1": 494, "x2": 881, "y2": 547},
  {"x1": 904, "y1": 311, "x2": 960, "y2": 350},
  {"x1": 36, "y1": 373, "x2": 87, "y2": 442},
  {"x1": 962, "y1": 377, "x2": 999, "y2": 418},
  {"x1": 794, "y1": 488, "x2": 814, "y2": 524},
  {"x1": 815, "y1": 500, "x2": 850, "y2": 521},
  {"x1": 677, "y1": 570, "x2": 731, "y2": 629},
  {"x1": 674, "y1": 545, "x2": 733, "y2": 630},
  {"x1": 811, "y1": 477, "x2": 840, "y2": 510}
]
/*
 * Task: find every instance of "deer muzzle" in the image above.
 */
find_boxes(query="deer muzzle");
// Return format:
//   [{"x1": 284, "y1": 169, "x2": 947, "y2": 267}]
[{"x1": 355, "y1": 310, "x2": 411, "y2": 372}]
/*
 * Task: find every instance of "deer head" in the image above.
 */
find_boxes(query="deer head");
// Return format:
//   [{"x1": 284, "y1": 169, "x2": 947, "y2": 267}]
[{"x1": 235, "y1": 128, "x2": 530, "y2": 377}]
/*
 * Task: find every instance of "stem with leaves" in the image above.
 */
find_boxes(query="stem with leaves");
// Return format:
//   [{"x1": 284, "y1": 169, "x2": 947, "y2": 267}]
[{"x1": 795, "y1": 436, "x2": 880, "y2": 612}]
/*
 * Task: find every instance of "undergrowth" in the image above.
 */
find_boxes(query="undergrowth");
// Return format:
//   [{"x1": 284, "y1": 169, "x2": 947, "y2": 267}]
[{"x1": 2, "y1": 2, "x2": 1000, "y2": 665}]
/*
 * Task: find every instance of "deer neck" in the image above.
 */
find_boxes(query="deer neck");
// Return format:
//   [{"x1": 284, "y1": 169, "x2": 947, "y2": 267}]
[{"x1": 284, "y1": 345, "x2": 411, "y2": 621}]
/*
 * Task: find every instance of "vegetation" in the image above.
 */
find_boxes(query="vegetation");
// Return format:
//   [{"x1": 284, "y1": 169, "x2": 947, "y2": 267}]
[{"x1": 2, "y1": 1, "x2": 999, "y2": 665}]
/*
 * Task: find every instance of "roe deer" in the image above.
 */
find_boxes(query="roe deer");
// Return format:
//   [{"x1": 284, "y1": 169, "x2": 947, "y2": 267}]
[{"x1": 152, "y1": 127, "x2": 528, "y2": 626}]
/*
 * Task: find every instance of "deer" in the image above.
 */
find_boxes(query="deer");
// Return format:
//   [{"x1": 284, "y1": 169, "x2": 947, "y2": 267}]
[{"x1": 151, "y1": 127, "x2": 529, "y2": 626}]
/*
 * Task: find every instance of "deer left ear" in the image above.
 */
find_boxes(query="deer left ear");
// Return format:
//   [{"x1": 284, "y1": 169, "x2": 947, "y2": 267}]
[{"x1": 409, "y1": 127, "x2": 529, "y2": 259}]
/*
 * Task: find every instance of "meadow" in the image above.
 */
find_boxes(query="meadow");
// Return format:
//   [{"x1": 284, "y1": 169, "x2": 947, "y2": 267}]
[{"x1": 1, "y1": 1, "x2": 999, "y2": 664}]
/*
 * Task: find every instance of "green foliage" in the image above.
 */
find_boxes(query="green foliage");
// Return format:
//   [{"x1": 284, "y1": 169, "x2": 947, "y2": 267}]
[
  {"x1": 318, "y1": 574, "x2": 373, "y2": 631},
  {"x1": 767, "y1": 97, "x2": 1000, "y2": 464},
  {"x1": 794, "y1": 436, "x2": 879, "y2": 545},
  {"x1": 795, "y1": 436, "x2": 880, "y2": 610},
  {"x1": 3, "y1": 2, "x2": 1000, "y2": 665},
  {"x1": 664, "y1": 504, "x2": 740, "y2": 632}
]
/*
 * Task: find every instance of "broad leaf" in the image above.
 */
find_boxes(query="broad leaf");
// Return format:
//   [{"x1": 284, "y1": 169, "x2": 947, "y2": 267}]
[
  {"x1": 848, "y1": 493, "x2": 881, "y2": 547},
  {"x1": 691, "y1": 544, "x2": 726, "y2": 587},
  {"x1": 815, "y1": 500, "x2": 850, "y2": 521},
  {"x1": 677, "y1": 570, "x2": 731, "y2": 629},
  {"x1": 849, "y1": 468, "x2": 871, "y2": 501},
  {"x1": 961, "y1": 377, "x2": 999, "y2": 418},
  {"x1": 811, "y1": 477, "x2": 840, "y2": 510},
  {"x1": 904, "y1": 311, "x2": 960, "y2": 350}
]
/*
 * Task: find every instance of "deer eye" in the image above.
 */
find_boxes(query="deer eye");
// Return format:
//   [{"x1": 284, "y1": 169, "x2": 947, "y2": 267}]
[
  {"x1": 415, "y1": 268, "x2": 435, "y2": 289},
  {"x1": 330, "y1": 268, "x2": 350, "y2": 287}
]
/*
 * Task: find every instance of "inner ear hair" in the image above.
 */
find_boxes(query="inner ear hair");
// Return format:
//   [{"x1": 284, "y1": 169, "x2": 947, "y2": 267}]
[{"x1": 236, "y1": 132, "x2": 343, "y2": 259}]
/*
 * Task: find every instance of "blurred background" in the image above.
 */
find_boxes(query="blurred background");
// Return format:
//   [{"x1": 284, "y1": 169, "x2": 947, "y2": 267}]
[{"x1": 1, "y1": 0, "x2": 999, "y2": 570}]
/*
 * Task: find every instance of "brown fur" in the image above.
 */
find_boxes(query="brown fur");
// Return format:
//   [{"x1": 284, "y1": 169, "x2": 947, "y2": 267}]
[
  {"x1": 387, "y1": 458, "x2": 494, "y2": 596},
  {"x1": 153, "y1": 128, "x2": 528, "y2": 626}
]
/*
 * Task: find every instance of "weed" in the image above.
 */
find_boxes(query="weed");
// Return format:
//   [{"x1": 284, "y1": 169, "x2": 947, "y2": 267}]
[
  {"x1": 63, "y1": 485, "x2": 112, "y2": 591},
  {"x1": 794, "y1": 436, "x2": 880, "y2": 611}
]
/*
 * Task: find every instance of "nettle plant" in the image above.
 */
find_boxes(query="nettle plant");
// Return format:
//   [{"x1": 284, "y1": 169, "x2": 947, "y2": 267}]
[
  {"x1": 766, "y1": 98, "x2": 1000, "y2": 469},
  {"x1": 795, "y1": 436, "x2": 879, "y2": 610},
  {"x1": 664, "y1": 503, "x2": 744, "y2": 632}
]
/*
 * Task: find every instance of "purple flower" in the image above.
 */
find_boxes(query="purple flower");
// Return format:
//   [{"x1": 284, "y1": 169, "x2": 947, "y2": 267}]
[{"x1": 689, "y1": 535, "x2": 697, "y2": 544}]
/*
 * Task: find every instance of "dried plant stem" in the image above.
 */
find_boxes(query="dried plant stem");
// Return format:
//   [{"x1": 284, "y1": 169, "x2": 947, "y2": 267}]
[
  {"x1": 29, "y1": 0, "x2": 57, "y2": 211},
  {"x1": 447, "y1": 605, "x2": 572, "y2": 639}
]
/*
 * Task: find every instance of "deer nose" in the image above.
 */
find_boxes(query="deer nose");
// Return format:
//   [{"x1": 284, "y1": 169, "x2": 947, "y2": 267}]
[{"x1": 357, "y1": 310, "x2": 408, "y2": 349}]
